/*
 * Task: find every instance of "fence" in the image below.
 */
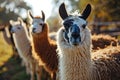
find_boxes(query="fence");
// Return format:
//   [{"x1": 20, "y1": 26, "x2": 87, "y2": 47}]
[{"x1": 88, "y1": 21, "x2": 120, "y2": 38}]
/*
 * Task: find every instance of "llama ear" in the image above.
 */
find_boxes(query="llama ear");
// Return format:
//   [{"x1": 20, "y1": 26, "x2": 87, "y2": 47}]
[
  {"x1": 18, "y1": 17, "x2": 23, "y2": 25},
  {"x1": 80, "y1": 4, "x2": 91, "y2": 20},
  {"x1": 28, "y1": 10, "x2": 34, "y2": 19},
  {"x1": 41, "y1": 10, "x2": 45, "y2": 21},
  {"x1": 59, "y1": 3, "x2": 69, "y2": 20},
  {"x1": 27, "y1": 10, "x2": 33, "y2": 25},
  {"x1": 9, "y1": 20, "x2": 14, "y2": 25}
]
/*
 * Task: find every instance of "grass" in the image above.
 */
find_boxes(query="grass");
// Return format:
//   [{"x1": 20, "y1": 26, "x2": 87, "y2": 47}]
[{"x1": 0, "y1": 56, "x2": 30, "y2": 80}]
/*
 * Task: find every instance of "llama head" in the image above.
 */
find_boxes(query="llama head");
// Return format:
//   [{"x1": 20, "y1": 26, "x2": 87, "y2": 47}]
[
  {"x1": 28, "y1": 10, "x2": 45, "y2": 34},
  {"x1": 59, "y1": 3, "x2": 91, "y2": 46},
  {"x1": 10, "y1": 17, "x2": 26, "y2": 34}
]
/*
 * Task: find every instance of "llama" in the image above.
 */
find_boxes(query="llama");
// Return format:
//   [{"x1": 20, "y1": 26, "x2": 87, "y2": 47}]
[
  {"x1": 10, "y1": 18, "x2": 42, "y2": 80},
  {"x1": 28, "y1": 10, "x2": 58, "y2": 80},
  {"x1": 57, "y1": 3, "x2": 120, "y2": 80}
]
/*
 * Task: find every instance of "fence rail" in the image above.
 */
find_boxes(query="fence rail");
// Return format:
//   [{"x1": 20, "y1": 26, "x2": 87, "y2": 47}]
[
  {"x1": 87, "y1": 21, "x2": 120, "y2": 38},
  {"x1": 88, "y1": 21, "x2": 120, "y2": 26}
]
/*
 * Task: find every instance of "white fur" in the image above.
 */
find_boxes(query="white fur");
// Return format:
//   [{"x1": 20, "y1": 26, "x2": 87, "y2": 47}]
[{"x1": 57, "y1": 26, "x2": 92, "y2": 80}]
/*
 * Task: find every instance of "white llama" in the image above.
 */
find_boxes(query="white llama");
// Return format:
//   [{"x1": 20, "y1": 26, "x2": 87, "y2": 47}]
[
  {"x1": 10, "y1": 18, "x2": 42, "y2": 80},
  {"x1": 57, "y1": 3, "x2": 120, "y2": 80}
]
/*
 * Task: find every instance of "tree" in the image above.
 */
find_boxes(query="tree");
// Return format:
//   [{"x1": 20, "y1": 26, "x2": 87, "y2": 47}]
[
  {"x1": 0, "y1": 0, "x2": 31, "y2": 24},
  {"x1": 52, "y1": 0, "x2": 120, "y2": 21}
]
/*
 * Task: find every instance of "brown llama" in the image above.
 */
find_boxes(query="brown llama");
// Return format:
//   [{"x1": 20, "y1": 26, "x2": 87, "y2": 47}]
[
  {"x1": 57, "y1": 3, "x2": 120, "y2": 80},
  {"x1": 10, "y1": 18, "x2": 42, "y2": 80},
  {"x1": 28, "y1": 10, "x2": 58, "y2": 80}
]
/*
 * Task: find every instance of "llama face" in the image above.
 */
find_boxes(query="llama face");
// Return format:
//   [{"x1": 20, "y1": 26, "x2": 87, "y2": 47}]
[
  {"x1": 63, "y1": 16, "x2": 87, "y2": 46},
  {"x1": 31, "y1": 18, "x2": 44, "y2": 34},
  {"x1": 59, "y1": 3, "x2": 91, "y2": 46},
  {"x1": 10, "y1": 18, "x2": 25, "y2": 34},
  {"x1": 28, "y1": 10, "x2": 45, "y2": 34}
]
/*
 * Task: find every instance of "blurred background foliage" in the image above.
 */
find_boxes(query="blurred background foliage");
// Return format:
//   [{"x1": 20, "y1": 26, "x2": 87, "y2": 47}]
[
  {"x1": 48, "y1": 0, "x2": 120, "y2": 32},
  {"x1": 0, "y1": 0, "x2": 119, "y2": 29},
  {"x1": 0, "y1": 0, "x2": 31, "y2": 24}
]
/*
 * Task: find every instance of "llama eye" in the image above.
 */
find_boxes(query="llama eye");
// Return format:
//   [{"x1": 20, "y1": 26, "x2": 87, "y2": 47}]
[
  {"x1": 17, "y1": 27, "x2": 21, "y2": 29},
  {"x1": 39, "y1": 23, "x2": 43, "y2": 26},
  {"x1": 82, "y1": 24, "x2": 86, "y2": 29},
  {"x1": 64, "y1": 25, "x2": 70, "y2": 31},
  {"x1": 63, "y1": 23, "x2": 71, "y2": 31}
]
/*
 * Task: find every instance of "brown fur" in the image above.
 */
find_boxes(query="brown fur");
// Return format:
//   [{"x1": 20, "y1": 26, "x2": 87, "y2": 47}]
[
  {"x1": 92, "y1": 34, "x2": 118, "y2": 50},
  {"x1": 31, "y1": 23, "x2": 58, "y2": 80},
  {"x1": 92, "y1": 45, "x2": 120, "y2": 80},
  {"x1": 34, "y1": 16, "x2": 41, "y2": 19}
]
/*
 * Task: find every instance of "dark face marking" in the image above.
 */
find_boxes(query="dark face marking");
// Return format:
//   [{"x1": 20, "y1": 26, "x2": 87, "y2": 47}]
[
  {"x1": 69, "y1": 24, "x2": 81, "y2": 46},
  {"x1": 63, "y1": 19, "x2": 81, "y2": 46},
  {"x1": 70, "y1": 24, "x2": 80, "y2": 39},
  {"x1": 63, "y1": 31, "x2": 69, "y2": 43},
  {"x1": 63, "y1": 19, "x2": 74, "y2": 31}
]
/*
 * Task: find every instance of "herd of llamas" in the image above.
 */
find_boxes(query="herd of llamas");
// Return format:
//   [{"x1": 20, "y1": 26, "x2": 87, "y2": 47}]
[{"x1": 0, "y1": 2, "x2": 120, "y2": 80}]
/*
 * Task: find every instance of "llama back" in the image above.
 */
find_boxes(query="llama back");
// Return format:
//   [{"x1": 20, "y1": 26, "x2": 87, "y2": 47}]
[
  {"x1": 92, "y1": 46, "x2": 120, "y2": 80},
  {"x1": 92, "y1": 34, "x2": 118, "y2": 50}
]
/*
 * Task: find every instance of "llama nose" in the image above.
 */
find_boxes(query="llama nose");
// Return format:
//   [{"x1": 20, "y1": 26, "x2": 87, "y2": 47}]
[
  {"x1": 71, "y1": 24, "x2": 80, "y2": 38},
  {"x1": 32, "y1": 28, "x2": 36, "y2": 33},
  {"x1": 71, "y1": 32, "x2": 80, "y2": 38},
  {"x1": 10, "y1": 29, "x2": 15, "y2": 33}
]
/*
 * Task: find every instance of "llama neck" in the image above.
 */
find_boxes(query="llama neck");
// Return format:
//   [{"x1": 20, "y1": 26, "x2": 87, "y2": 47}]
[
  {"x1": 32, "y1": 32, "x2": 58, "y2": 71},
  {"x1": 13, "y1": 31, "x2": 30, "y2": 56},
  {"x1": 60, "y1": 46, "x2": 92, "y2": 80},
  {"x1": 32, "y1": 33, "x2": 50, "y2": 53}
]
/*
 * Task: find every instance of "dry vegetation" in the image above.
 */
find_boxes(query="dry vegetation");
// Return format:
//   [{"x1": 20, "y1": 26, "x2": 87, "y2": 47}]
[
  {"x1": 92, "y1": 34, "x2": 118, "y2": 50},
  {"x1": 0, "y1": 32, "x2": 13, "y2": 66}
]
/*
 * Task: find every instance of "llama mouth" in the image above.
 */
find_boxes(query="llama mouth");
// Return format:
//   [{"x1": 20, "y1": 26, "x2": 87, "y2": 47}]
[
  {"x1": 70, "y1": 37, "x2": 81, "y2": 46},
  {"x1": 71, "y1": 42, "x2": 80, "y2": 46},
  {"x1": 31, "y1": 32, "x2": 40, "y2": 36},
  {"x1": 31, "y1": 29, "x2": 42, "y2": 34},
  {"x1": 11, "y1": 30, "x2": 15, "y2": 33},
  {"x1": 72, "y1": 43, "x2": 79, "y2": 46}
]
